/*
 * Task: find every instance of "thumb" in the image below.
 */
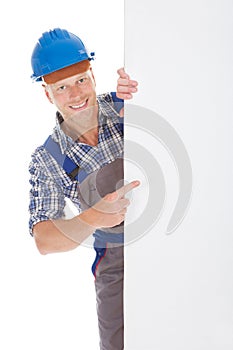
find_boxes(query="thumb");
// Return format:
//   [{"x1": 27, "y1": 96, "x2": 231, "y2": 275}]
[
  {"x1": 117, "y1": 67, "x2": 130, "y2": 80},
  {"x1": 104, "y1": 191, "x2": 119, "y2": 202}
]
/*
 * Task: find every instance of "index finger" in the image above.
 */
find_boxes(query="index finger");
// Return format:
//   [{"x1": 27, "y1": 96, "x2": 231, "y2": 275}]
[
  {"x1": 116, "y1": 180, "x2": 140, "y2": 198},
  {"x1": 117, "y1": 77, "x2": 138, "y2": 87}
]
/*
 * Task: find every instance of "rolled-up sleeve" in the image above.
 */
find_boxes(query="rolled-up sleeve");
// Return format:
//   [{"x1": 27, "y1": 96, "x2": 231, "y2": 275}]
[{"x1": 28, "y1": 150, "x2": 67, "y2": 236}]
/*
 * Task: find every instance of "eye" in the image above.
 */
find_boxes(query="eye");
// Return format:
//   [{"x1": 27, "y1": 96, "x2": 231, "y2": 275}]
[
  {"x1": 78, "y1": 77, "x2": 87, "y2": 84},
  {"x1": 57, "y1": 85, "x2": 66, "y2": 91}
]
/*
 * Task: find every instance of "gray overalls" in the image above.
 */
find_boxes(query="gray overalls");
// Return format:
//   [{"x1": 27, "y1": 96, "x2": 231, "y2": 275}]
[{"x1": 78, "y1": 157, "x2": 124, "y2": 350}]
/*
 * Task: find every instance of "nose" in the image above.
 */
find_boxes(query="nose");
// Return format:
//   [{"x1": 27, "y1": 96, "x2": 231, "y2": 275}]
[{"x1": 69, "y1": 85, "x2": 82, "y2": 99}]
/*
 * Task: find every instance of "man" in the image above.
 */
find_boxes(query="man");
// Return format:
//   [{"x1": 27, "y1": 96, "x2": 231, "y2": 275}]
[{"x1": 28, "y1": 27, "x2": 139, "y2": 350}]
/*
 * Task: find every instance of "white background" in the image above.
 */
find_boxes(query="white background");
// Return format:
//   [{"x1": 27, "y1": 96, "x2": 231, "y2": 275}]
[
  {"x1": 1, "y1": 1, "x2": 123, "y2": 349},
  {"x1": 124, "y1": 1, "x2": 233, "y2": 349}
]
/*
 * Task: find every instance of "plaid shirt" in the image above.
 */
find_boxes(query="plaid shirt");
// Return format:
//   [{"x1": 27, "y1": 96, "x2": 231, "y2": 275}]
[{"x1": 28, "y1": 93, "x2": 124, "y2": 236}]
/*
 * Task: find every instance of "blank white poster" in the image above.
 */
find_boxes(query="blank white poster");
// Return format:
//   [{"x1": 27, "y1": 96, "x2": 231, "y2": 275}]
[{"x1": 124, "y1": 1, "x2": 233, "y2": 349}]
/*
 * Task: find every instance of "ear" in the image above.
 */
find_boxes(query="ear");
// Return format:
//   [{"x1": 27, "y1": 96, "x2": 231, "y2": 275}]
[
  {"x1": 89, "y1": 67, "x2": 96, "y2": 86},
  {"x1": 43, "y1": 84, "x2": 54, "y2": 104}
]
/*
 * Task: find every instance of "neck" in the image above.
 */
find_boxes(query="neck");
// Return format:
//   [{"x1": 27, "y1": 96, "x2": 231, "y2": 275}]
[
  {"x1": 78, "y1": 127, "x2": 99, "y2": 146},
  {"x1": 61, "y1": 104, "x2": 99, "y2": 146}
]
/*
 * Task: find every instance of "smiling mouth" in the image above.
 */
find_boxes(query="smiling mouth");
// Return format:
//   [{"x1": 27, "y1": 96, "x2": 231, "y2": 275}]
[{"x1": 70, "y1": 99, "x2": 88, "y2": 110}]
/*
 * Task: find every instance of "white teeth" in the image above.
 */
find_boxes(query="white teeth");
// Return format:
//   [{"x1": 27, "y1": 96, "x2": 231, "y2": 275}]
[{"x1": 71, "y1": 101, "x2": 86, "y2": 109}]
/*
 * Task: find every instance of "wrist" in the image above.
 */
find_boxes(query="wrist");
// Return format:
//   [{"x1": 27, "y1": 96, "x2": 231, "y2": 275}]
[{"x1": 79, "y1": 208, "x2": 100, "y2": 229}]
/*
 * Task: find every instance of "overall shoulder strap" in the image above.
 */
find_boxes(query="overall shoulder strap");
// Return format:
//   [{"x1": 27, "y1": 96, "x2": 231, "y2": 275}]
[
  {"x1": 110, "y1": 92, "x2": 124, "y2": 133},
  {"x1": 44, "y1": 136, "x2": 88, "y2": 182},
  {"x1": 110, "y1": 92, "x2": 124, "y2": 113}
]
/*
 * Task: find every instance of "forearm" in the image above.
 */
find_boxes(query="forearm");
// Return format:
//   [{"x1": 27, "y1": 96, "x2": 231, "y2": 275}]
[
  {"x1": 54, "y1": 211, "x2": 96, "y2": 244},
  {"x1": 33, "y1": 181, "x2": 139, "y2": 255},
  {"x1": 33, "y1": 213, "x2": 95, "y2": 255}
]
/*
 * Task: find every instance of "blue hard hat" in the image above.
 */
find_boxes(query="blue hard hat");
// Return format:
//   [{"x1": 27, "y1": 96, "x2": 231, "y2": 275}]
[{"x1": 31, "y1": 28, "x2": 94, "y2": 82}]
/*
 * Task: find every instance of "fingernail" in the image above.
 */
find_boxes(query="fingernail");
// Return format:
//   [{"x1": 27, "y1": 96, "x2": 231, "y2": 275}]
[{"x1": 134, "y1": 180, "x2": 140, "y2": 186}]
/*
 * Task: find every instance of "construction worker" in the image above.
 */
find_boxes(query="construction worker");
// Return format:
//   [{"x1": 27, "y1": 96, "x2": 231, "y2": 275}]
[{"x1": 28, "y1": 28, "x2": 139, "y2": 350}]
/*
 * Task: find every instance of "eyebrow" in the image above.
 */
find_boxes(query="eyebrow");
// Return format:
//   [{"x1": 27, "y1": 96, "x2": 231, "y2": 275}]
[{"x1": 53, "y1": 71, "x2": 91, "y2": 87}]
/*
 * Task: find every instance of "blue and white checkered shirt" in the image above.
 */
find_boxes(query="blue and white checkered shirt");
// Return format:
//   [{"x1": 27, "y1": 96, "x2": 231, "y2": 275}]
[{"x1": 28, "y1": 93, "x2": 124, "y2": 236}]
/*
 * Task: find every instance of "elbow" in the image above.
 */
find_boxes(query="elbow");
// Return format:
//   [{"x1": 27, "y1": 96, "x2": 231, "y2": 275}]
[
  {"x1": 34, "y1": 236, "x2": 49, "y2": 255},
  {"x1": 33, "y1": 225, "x2": 51, "y2": 255},
  {"x1": 32, "y1": 220, "x2": 79, "y2": 255},
  {"x1": 32, "y1": 221, "x2": 56, "y2": 255},
  {"x1": 37, "y1": 247, "x2": 48, "y2": 256}
]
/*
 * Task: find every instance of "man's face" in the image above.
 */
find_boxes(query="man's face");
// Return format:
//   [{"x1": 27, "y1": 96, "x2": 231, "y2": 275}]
[{"x1": 44, "y1": 69, "x2": 97, "y2": 121}]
